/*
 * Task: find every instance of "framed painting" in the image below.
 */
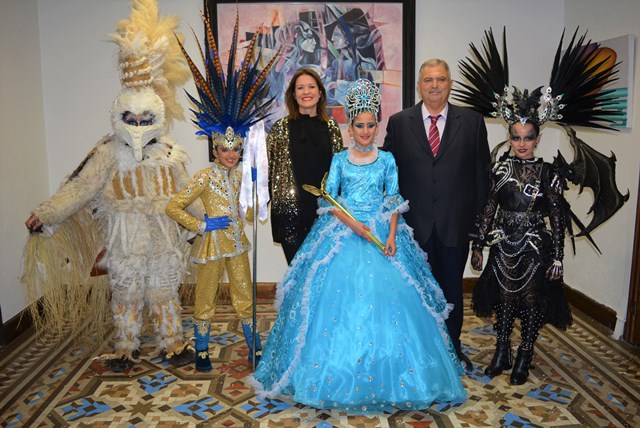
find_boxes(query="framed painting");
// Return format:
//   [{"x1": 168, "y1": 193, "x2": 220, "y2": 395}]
[
  {"x1": 204, "y1": 0, "x2": 416, "y2": 146},
  {"x1": 595, "y1": 34, "x2": 634, "y2": 129}
]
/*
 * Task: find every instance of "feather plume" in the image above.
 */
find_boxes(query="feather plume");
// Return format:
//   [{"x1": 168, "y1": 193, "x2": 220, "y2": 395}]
[
  {"x1": 179, "y1": 9, "x2": 280, "y2": 139},
  {"x1": 110, "y1": 0, "x2": 190, "y2": 126},
  {"x1": 201, "y1": 8, "x2": 225, "y2": 92},
  {"x1": 237, "y1": 26, "x2": 261, "y2": 90},
  {"x1": 175, "y1": 35, "x2": 220, "y2": 113},
  {"x1": 454, "y1": 27, "x2": 509, "y2": 117},
  {"x1": 240, "y1": 46, "x2": 282, "y2": 116},
  {"x1": 547, "y1": 29, "x2": 622, "y2": 129},
  {"x1": 227, "y1": 12, "x2": 240, "y2": 90},
  {"x1": 455, "y1": 27, "x2": 622, "y2": 129}
]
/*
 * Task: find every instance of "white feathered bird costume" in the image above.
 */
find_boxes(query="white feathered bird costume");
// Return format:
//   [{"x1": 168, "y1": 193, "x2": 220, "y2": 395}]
[{"x1": 21, "y1": 0, "x2": 197, "y2": 362}]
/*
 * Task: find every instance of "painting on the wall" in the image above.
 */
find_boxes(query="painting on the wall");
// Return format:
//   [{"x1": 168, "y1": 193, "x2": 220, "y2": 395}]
[
  {"x1": 206, "y1": 0, "x2": 415, "y2": 145},
  {"x1": 594, "y1": 34, "x2": 635, "y2": 129}
]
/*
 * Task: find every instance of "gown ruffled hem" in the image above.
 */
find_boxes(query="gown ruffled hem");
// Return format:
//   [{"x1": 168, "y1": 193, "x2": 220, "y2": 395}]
[{"x1": 252, "y1": 206, "x2": 466, "y2": 413}]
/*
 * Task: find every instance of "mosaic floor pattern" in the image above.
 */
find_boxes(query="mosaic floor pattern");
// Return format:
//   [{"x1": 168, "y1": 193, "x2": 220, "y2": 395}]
[{"x1": 0, "y1": 297, "x2": 638, "y2": 427}]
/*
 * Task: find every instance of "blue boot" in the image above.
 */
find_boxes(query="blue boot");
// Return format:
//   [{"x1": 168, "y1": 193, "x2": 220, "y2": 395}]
[
  {"x1": 241, "y1": 321, "x2": 262, "y2": 365},
  {"x1": 193, "y1": 318, "x2": 212, "y2": 372}
]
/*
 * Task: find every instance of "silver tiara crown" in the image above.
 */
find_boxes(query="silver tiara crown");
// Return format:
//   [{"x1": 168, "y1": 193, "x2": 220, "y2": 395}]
[{"x1": 345, "y1": 79, "x2": 381, "y2": 121}]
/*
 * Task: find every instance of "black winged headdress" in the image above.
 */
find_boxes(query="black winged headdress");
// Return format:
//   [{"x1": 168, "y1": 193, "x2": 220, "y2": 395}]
[
  {"x1": 453, "y1": 28, "x2": 629, "y2": 253},
  {"x1": 176, "y1": 8, "x2": 280, "y2": 150}
]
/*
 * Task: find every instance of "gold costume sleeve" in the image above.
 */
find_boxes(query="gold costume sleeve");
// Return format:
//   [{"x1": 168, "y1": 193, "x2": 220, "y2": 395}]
[{"x1": 166, "y1": 168, "x2": 208, "y2": 233}]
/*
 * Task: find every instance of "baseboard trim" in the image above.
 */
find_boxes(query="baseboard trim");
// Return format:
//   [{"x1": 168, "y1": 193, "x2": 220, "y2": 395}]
[
  {"x1": 0, "y1": 304, "x2": 36, "y2": 349},
  {"x1": 464, "y1": 277, "x2": 617, "y2": 331},
  {"x1": 2, "y1": 279, "x2": 617, "y2": 348},
  {"x1": 562, "y1": 283, "x2": 617, "y2": 331},
  {"x1": 0, "y1": 283, "x2": 278, "y2": 349}
]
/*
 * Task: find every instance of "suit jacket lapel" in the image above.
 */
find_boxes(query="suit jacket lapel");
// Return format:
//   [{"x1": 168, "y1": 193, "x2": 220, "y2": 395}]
[
  {"x1": 438, "y1": 103, "x2": 461, "y2": 158},
  {"x1": 408, "y1": 102, "x2": 432, "y2": 157}
]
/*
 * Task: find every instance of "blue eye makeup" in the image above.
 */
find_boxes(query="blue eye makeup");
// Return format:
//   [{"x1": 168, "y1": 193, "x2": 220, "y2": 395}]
[
  {"x1": 510, "y1": 133, "x2": 536, "y2": 141},
  {"x1": 354, "y1": 122, "x2": 377, "y2": 129}
]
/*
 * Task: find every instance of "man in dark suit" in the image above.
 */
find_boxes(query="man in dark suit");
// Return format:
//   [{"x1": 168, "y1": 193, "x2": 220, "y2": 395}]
[{"x1": 383, "y1": 58, "x2": 490, "y2": 369}]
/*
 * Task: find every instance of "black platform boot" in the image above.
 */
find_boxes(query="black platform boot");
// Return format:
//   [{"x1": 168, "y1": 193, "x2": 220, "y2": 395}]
[
  {"x1": 510, "y1": 306, "x2": 543, "y2": 384},
  {"x1": 510, "y1": 347, "x2": 534, "y2": 385},
  {"x1": 485, "y1": 303, "x2": 516, "y2": 377},
  {"x1": 485, "y1": 340, "x2": 512, "y2": 377}
]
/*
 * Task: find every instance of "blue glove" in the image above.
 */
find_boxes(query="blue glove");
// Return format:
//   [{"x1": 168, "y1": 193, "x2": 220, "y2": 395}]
[{"x1": 204, "y1": 214, "x2": 232, "y2": 231}]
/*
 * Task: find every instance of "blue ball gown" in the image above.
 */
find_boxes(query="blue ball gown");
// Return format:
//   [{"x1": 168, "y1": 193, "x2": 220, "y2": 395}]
[{"x1": 251, "y1": 148, "x2": 466, "y2": 413}]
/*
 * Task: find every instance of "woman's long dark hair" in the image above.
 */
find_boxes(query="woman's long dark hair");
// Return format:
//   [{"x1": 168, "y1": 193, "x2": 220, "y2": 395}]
[{"x1": 285, "y1": 68, "x2": 330, "y2": 122}]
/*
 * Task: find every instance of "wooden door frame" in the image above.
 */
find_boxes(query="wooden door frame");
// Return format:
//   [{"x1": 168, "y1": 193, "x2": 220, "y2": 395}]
[{"x1": 624, "y1": 173, "x2": 640, "y2": 344}]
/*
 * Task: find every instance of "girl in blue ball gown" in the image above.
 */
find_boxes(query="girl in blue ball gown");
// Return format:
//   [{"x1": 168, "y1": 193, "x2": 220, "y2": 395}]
[{"x1": 251, "y1": 79, "x2": 466, "y2": 413}]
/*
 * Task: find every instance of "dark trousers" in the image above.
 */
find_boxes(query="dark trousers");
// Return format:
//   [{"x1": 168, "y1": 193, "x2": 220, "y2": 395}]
[
  {"x1": 421, "y1": 228, "x2": 469, "y2": 353},
  {"x1": 281, "y1": 233, "x2": 306, "y2": 265},
  {"x1": 280, "y1": 214, "x2": 318, "y2": 265},
  {"x1": 281, "y1": 241, "x2": 299, "y2": 265}
]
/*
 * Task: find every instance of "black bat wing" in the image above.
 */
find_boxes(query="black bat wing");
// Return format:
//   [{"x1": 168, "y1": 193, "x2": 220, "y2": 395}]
[{"x1": 559, "y1": 124, "x2": 629, "y2": 238}]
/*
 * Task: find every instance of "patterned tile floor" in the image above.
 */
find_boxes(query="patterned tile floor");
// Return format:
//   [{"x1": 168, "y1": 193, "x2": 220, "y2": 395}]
[{"x1": 0, "y1": 297, "x2": 639, "y2": 427}]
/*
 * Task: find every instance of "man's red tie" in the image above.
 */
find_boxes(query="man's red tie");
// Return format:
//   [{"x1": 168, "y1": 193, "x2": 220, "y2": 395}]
[{"x1": 428, "y1": 115, "x2": 441, "y2": 155}]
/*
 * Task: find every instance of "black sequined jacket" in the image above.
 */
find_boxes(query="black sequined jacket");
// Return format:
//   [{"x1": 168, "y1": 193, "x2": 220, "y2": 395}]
[{"x1": 266, "y1": 117, "x2": 343, "y2": 244}]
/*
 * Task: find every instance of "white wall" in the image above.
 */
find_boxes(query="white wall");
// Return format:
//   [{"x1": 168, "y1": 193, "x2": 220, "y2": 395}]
[
  {"x1": 0, "y1": 0, "x2": 48, "y2": 321},
  {"x1": 564, "y1": 0, "x2": 640, "y2": 337},
  {"x1": 1, "y1": 1, "x2": 637, "y2": 337}
]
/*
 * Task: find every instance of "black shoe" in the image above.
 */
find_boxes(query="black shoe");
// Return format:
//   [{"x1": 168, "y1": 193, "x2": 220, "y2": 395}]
[
  {"x1": 166, "y1": 348, "x2": 194, "y2": 368},
  {"x1": 107, "y1": 356, "x2": 135, "y2": 372},
  {"x1": 457, "y1": 350, "x2": 474, "y2": 371},
  {"x1": 484, "y1": 341, "x2": 512, "y2": 378},
  {"x1": 510, "y1": 348, "x2": 533, "y2": 385}
]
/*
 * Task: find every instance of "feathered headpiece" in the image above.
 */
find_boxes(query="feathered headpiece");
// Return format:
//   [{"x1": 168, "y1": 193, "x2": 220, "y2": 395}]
[
  {"x1": 176, "y1": 8, "x2": 280, "y2": 150},
  {"x1": 454, "y1": 28, "x2": 622, "y2": 129},
  {"x1": 110, "y1": 0, "x2": 190, "y2": 126},
  {"x1": 345, "y1": 79, "x2": 382, "y2": 122},
  {"x1": 454, "y1": 28, "x2": 628, "y2": 252}
]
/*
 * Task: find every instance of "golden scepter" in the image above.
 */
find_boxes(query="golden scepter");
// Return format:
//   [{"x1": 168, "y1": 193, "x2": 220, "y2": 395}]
[{"x1": 302, "y1": 174, "x2": 386, "y2": 252}]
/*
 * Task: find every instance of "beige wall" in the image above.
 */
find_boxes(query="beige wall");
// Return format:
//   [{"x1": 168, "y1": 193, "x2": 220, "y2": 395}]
[
  {"x1": 0, "y1": 0, "x2": 47, "y2": 320},
  {"x1": 563, "y1": 0, "x2": 640, "y2": 337}
]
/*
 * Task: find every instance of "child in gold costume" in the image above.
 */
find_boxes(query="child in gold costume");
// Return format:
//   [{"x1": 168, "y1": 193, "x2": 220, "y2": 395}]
[
  {"x1": 167, "y1": 9, "x2": 279, "y2": 371},
  {"x1": 166, "y1": 129, "x2": 257, "y2": 371}
]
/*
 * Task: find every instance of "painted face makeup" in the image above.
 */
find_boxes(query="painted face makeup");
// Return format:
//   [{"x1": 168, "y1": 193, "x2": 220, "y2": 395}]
[
  {"x1": 349, "y1": 111, "x2": 378, "y2": 151},
  {"x1": 509, "y1": 122, "x2": 539, "y2": 160}
]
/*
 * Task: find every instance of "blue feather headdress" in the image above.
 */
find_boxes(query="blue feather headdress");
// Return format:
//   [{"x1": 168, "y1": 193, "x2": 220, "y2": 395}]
[{"x1": 177, "y1": 9, "x2": 280, "y2": 149}]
